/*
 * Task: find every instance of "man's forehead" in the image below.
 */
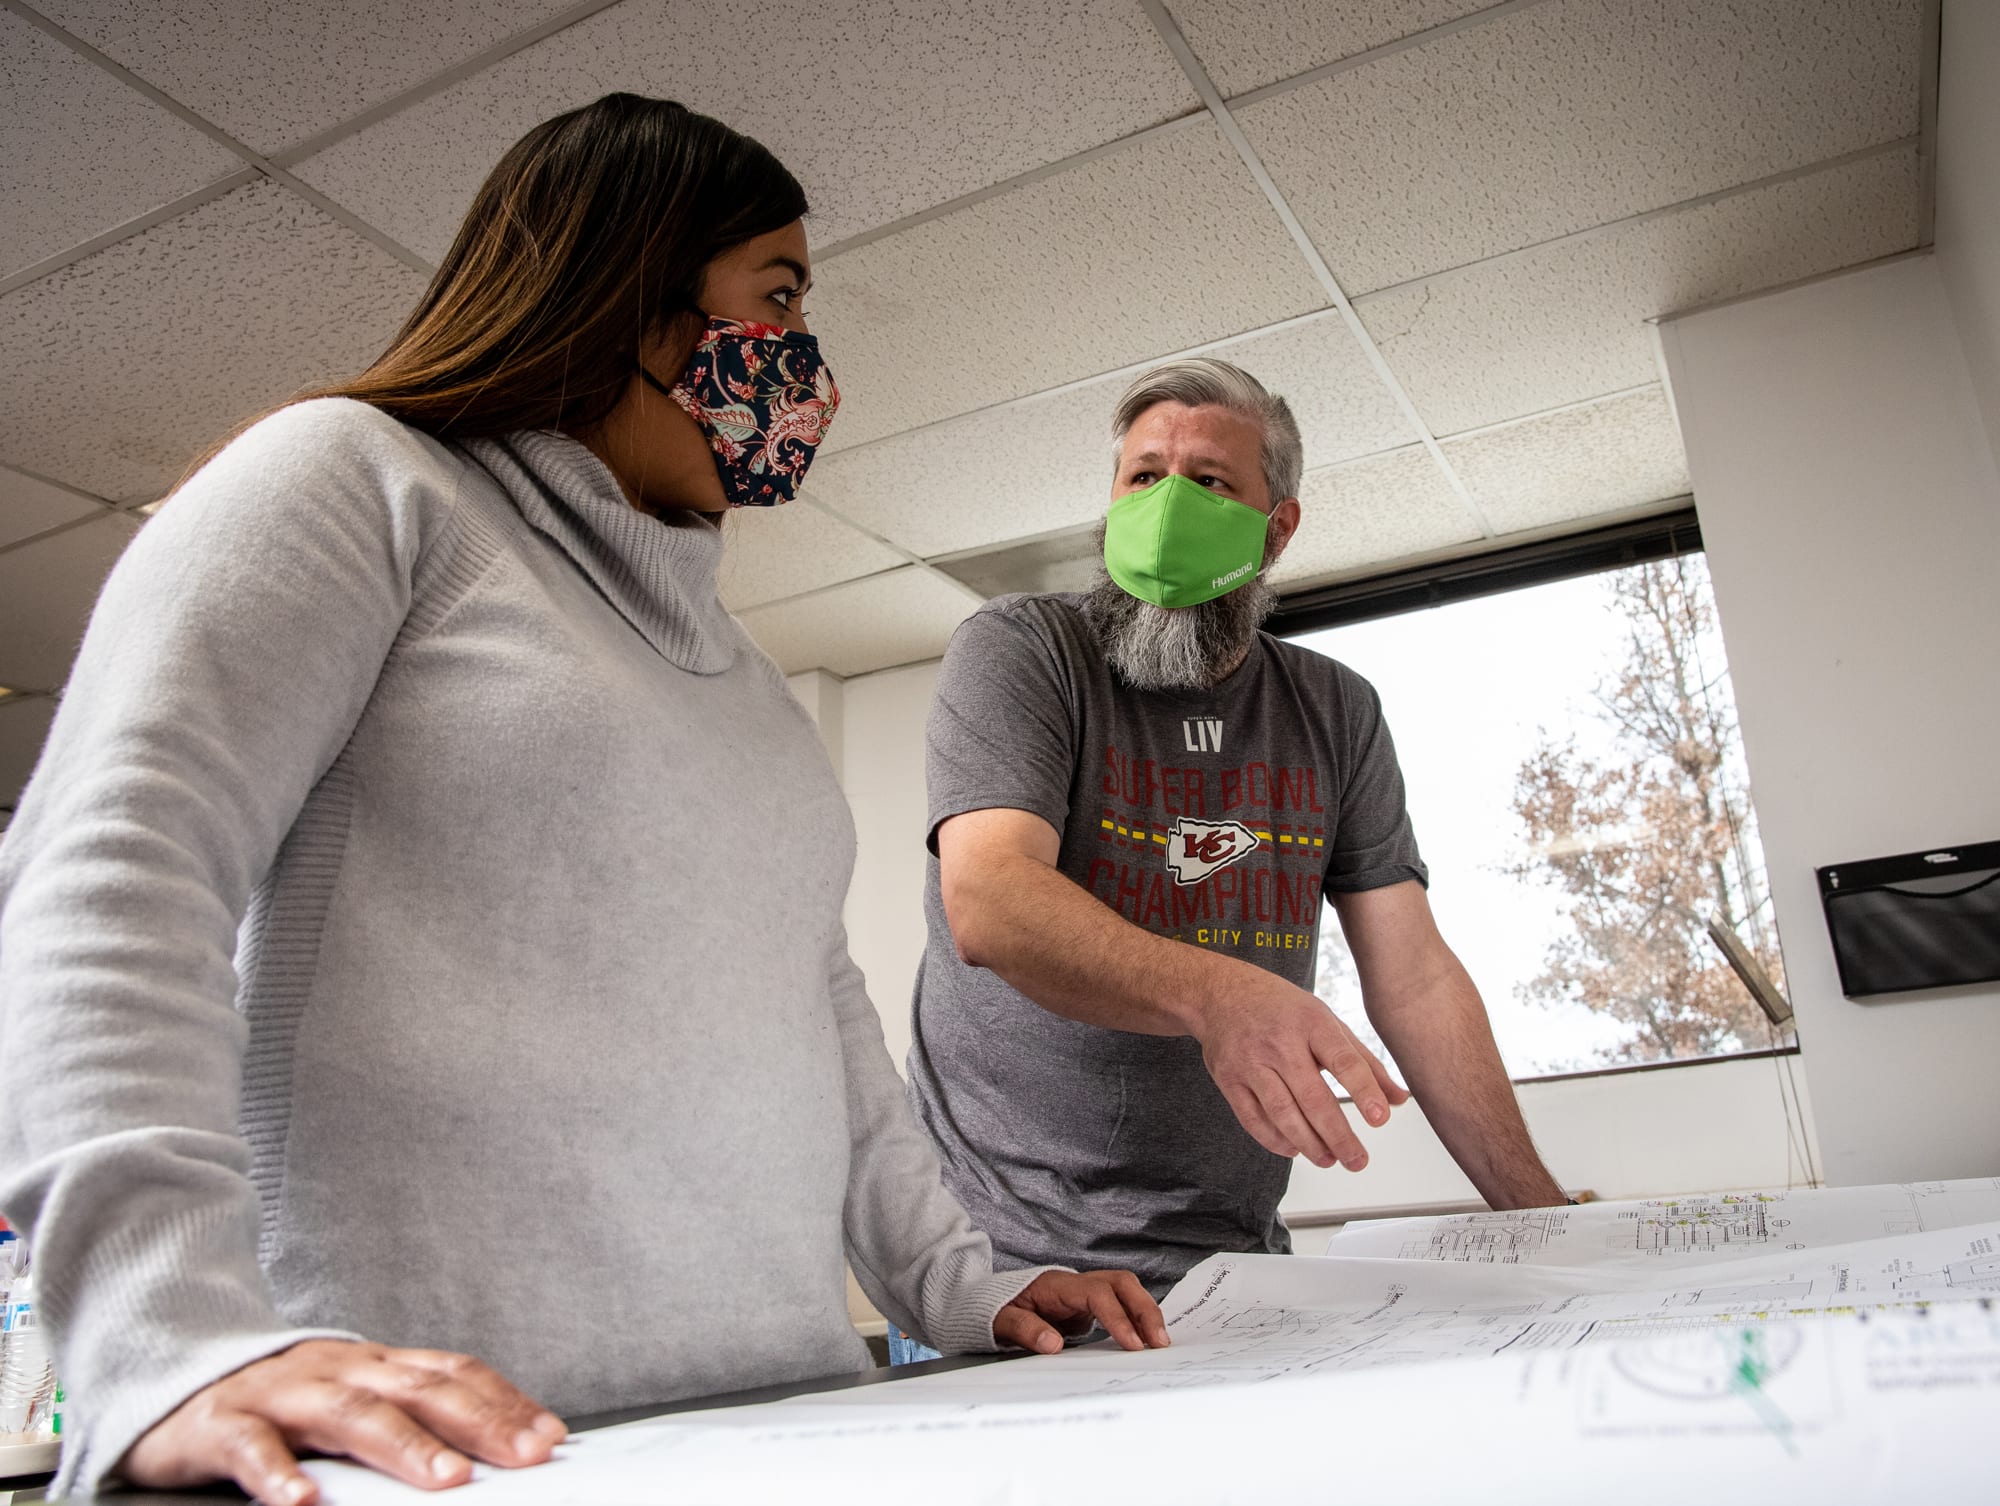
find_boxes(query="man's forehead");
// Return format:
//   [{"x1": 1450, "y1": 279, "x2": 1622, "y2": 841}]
[
  {"x1": 1121, "y1": 401, "x2": 1261, "y2": 456},
  {"x1": 1122, "y1": 443, "x2": 1247, "y2": 473}
]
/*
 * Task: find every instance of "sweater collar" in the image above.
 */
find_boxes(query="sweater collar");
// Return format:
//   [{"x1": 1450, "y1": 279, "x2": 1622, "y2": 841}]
[{"x1": 461, "y1": 431, "x2": 736, "y2": 675}]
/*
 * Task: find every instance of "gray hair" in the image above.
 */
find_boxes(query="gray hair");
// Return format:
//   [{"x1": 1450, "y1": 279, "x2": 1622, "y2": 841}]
[{"x1": 1109, "y1": 356, "x2": 1304, "y2": 506}]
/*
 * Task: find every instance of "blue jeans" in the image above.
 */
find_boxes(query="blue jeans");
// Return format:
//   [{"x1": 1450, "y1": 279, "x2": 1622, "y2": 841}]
[{"x1": 886, "y1": 1328, "x2": 942, "y2": 1365}]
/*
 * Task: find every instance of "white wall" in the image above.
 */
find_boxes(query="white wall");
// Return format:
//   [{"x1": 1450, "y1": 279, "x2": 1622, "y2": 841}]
[
  {"x1": 837, "y1": 661, "x2": 942, "y2": 1073},
  {"x1": 1284, "y1": 1054, "x2": 1818, "y2": 1217},
  {"x1": 820, "y1": 657, "x2": 1823, "y2": 1217},
  {"x1": 1657, "y1": 252, "x2": 2000, "y2": 1187},
  {"x1": 1936, "y1": 0, "x2": 2000, "y2": 458}
]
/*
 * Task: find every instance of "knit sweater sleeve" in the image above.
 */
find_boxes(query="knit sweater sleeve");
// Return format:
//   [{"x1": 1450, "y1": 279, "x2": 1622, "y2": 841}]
[
  {"x1": 826, "y1": 929, "x2": 1067, "y2": 1353},
  {"x1": 0, "y1": 400, "x2": 461, "y2": 1493}
]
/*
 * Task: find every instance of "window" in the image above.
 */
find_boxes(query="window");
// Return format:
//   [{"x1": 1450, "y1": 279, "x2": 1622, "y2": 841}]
[{"x1": 1283, "y1": 523, "x2": 1791, "y2": 1079}]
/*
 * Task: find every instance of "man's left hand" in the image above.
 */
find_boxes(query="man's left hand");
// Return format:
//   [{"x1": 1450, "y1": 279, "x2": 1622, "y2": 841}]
[{"x1": 993, "y1": 1271, "x2": 1170, "y2": 1354}]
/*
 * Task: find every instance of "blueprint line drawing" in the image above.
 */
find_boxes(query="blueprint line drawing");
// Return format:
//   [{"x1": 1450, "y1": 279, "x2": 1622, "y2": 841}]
[
  {"x1": 1608, "y1": 1324, "x2": 1807, "y2": 1401},
  {"x1": 1403, "y1": 1207, "x2": 1571, "y2": 1262},
  {"x1": 1325, "y1": 1179, "x2": 2000, "y2": 1266},
  {"x1": 307, "y1": 1300, "x2": 2000, "y2": 1506},
  {"x1": 1578, "y1": 1323, "x2": 1832, "y2": 1454},
  {"x1": 303, "y1": 1196, "x2": 2000, "y2": 1506},
  {"x1": 762, "y1": 1220, "x2": 2000, "y2": 1411},
  {"x1": 1620, "y1": 1193, "x2": 1790, "y2": 1255}
]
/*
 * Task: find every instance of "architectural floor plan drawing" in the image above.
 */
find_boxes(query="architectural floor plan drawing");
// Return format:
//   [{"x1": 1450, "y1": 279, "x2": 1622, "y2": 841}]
[
  {"x1": 311, "y1": 1300, "x2": 2000, "y2": 1506},
  {"x1": 309, "y1": 1188, "x2": 2000, "y2": 1506},
  {"x1": 1395, "y1": 1204, "x2": 1574, "y2": 1262},
  {"x1": 1324, "y1": 1178, "x2": 2000, "y2": 1265},
  {"x1": 1624, "y1": 1192, "x2": 1789, "y2": 1254}
]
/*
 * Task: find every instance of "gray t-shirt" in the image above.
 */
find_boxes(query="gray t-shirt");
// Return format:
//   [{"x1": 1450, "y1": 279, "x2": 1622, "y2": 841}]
[{"x1": 906, "y1": 592, "x2": 1428, "y2": 1292}]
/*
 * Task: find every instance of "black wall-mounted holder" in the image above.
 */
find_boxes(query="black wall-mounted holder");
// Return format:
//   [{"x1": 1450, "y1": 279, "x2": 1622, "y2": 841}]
[{"x1": 1817, "y1": 840, "x2": 2000, "y2": 999}]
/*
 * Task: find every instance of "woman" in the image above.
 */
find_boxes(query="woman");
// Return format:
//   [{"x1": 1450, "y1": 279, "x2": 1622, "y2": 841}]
[{"x1": 0, "y1": 95, "x2": 1164, "y2": 1504}]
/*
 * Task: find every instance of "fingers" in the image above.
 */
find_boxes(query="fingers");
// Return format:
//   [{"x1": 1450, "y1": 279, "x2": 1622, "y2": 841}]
[
  {"x1": 1251, "y1": 1065, "x2": 1367, "y2": 1172},
  {"x1": 999, "y1": 1273, "x2": 1171, "y2": 1354},
  {"x1": 287, "y1": 1379, "x2": 474, "y2": 1491},
  {"x1": 1216, "y1": 1078, "x2": 1298, "y2": 1159},
  {"x1": 1200, "y1": 984, "x2": 1399, "y2": 1170},
  {"x1": 1228, "y1": 1047, "x2": 1374, "y2": 1171},
  {"x1": 1110, "y1": 1270, "x2": 1172, "y2": 1349},
  {"x1": 372, "y1": 1352, "x2": 565, "y2": 1467},
  {"x1": 218, "y1": 1413, "x2": 316, "y2": 1506},
  {"x1": 120, "y1": 1340, "x2": 562, "y2": 1503},
  {"x1": 1312, "y1": 1023, "x2": 1393, "y2": 1131},
  {"x1": 1362, "y1": 1041, "x2": 1413, "y2": 1105},
  {"x1": 1082, "y1": 1272, "x2": 1168, "y2": 1351},
  {"x1": 992, "y1": 1305, "x2": 1064, "y2": 1355}
]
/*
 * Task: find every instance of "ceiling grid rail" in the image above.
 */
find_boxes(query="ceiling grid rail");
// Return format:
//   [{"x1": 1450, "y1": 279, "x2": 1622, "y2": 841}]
[
  {"x1": 0, "y1": 3, "x2": 1926, "y2": 601},
  {"x1": 261, "y1": 0, "x2": 630, "y2": 170},
  {"x1": 1136, "y1": 0, "x2": 1499, "y2": 541},
  {"x1": 4, "y1": 0, "x2": 437, "y2": 276},
  {"x1": 2, "y1": 0, "x2": 1909, "y2": 487},
  {"x1": 0, "y1": 0, "x2": 1564, "y2": 302},
  {"x1": 1349, "y1": 135, "x2": 1921, "y2": 309},
  {"x1": 815, "y1": 0, "x2": 1557, "y2": 266},
  {"x1": 0, "y1": 168, "x2": 258, "y2": 299},
  {"x1": 794, "y1": 495, "x2": 994, "y2": 608},
  {"x1": 0, "y1": 461, "x2": 139, "y2": 530}
]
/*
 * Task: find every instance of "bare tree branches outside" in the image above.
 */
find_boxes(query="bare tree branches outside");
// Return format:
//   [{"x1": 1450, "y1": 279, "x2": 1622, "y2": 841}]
[
  {"x1": 1307, "y1": 552, "x2": 1789, "y2": 1080},
  {"x1": 1508, "y1": 555, "x2": 1788, "y2": 1064}
]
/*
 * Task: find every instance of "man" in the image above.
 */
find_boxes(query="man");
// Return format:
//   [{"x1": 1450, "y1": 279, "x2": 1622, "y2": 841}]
[{"x1": 897, "y1": 357, "x2": 1565, "y2": 1347}]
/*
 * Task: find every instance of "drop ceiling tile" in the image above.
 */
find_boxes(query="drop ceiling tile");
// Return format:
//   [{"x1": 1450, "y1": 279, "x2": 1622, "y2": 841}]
[
  {"x1": 0, "y1": 179, "x2": 427, "y2": 501},
  {"x1": 737, "y1": 567, "x2": 978, "y2": 677},
  {"x1": 1171, "y1": 0, "x2": 1494, "y2": 97},
  {"x1": 813, "y1": 120, "x2": 1327, "y2": 453},
  {"x1": 1240, "y1": 0, "x2": 1922, "y2": 295},
  {"x1": 0, "y1": 512, "x2": 141, "y2": 690},
  {"x1": 807, "y1": 310, "x2": 1410, "y2": 558},
  {"x1": 0, "y1": 467, "x2": 106, "y2": 550},
  {"x1": 1445, "y1": 386, "x2": 1689, "y2": 533},
  {"x1": 0, "y1": 696, "x2": 60, "y2": 814},
  {"x1": 1268, "y1": 446, "x2": 1480, "y2": 589},
  {"x1": 807, "y1": 380, "x2": 1121, "y2": 561},
  {"x1": 1358, "y1": 145, "x2": 1920, "y2": 435},
  {"x1": 34, "y1": 0, "x2": 581, "y2": 157},
  {"x1": 934, "y1": 526, "x2": 1103, "y2": 600},
  {"x1": 0, "y1": 8, "x2": 240, "y2": 279},
  {"x1": 717, "y1": 499, "x2": 906, "y2": 612},
  {"x1": 292, "y1": 0, "x2": 1197, "y2": 263}
]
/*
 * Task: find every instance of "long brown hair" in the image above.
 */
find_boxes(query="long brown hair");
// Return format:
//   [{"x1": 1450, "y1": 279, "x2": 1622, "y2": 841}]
[{"x1": 179, "y1": 94, "x2": 806, "y2": 484}]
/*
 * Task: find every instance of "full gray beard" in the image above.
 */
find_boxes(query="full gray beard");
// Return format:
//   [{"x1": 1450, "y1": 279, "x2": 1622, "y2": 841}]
[{"x1": 1084, "y1": 567, "x2": 1277, "y2": 692}]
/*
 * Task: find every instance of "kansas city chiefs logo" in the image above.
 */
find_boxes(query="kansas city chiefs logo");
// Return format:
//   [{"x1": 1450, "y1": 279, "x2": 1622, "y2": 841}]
[{"x1": 1166, "y1": 817, "x2": 1262, "y2": 885}]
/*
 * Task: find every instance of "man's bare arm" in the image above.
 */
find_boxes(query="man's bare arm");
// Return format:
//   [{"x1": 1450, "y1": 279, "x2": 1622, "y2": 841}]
[
  {"x1": 1333, "y1": 882, "x2": 1567, "y2": 1209},
  {"x1": 938, "y1": 807, "x2": 1408, "y2": 1171}
]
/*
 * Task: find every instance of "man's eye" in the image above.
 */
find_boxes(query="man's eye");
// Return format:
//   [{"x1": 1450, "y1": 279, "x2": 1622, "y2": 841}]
[
  {"x1": 1130, "y1": 472, "x2": 1156, "y2": 486},
  {"x1": 1199, "y1": 476, "x2": 1230, "y2": 491}
]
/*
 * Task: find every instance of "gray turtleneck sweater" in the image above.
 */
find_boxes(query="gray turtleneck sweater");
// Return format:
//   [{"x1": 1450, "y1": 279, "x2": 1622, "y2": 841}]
[{"x1": 0, "y1": 399, "x2": 1048, "y2": 1493}]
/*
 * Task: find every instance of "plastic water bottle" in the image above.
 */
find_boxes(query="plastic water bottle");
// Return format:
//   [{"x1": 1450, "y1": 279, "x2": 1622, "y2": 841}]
[
  {"x1": 0, "y1": 1219, "x2": 17, "y2": 1417},
  {"x1": 0, "y1": 1264, "x2": 56, "y2": 1439}
]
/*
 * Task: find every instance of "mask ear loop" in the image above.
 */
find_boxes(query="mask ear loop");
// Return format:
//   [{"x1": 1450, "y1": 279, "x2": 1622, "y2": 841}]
[{"x1": 634, "y1": 300, "x2": 710, "y2": 395}]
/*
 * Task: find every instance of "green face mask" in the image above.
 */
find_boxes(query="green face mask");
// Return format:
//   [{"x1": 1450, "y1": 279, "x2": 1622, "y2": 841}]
[{"x1": 1103, "y1": 473, "x2": 1270, "y2": 609}]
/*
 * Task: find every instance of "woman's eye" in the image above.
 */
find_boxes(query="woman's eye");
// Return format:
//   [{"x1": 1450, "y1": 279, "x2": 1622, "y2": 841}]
[{"x1": 771, "y1": 287, "x2": 799, "y2": 310}]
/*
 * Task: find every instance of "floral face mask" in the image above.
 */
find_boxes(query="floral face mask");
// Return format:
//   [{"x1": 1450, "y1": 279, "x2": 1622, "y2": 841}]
[{"x1": 641, "y1": 316, "x2": 841, "y2": 507}]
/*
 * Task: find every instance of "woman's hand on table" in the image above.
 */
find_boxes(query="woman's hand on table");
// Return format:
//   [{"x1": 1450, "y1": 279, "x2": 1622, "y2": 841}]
[
  {"x1": 121, "y1": 1338, "x2": 566, "y2": 1505},
  {"x1": 992, "y1": 1270, "x2": 1170, "y2": 1354}
]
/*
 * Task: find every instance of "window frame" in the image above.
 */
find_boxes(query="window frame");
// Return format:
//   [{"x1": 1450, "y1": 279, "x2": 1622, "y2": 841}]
[
  {"x1": 1270, "y1": 507, "x2": 1703, "y2": 638},
  {"x1": 1274, "y1": 505, "x2": 1800, "y2": 1086}
]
